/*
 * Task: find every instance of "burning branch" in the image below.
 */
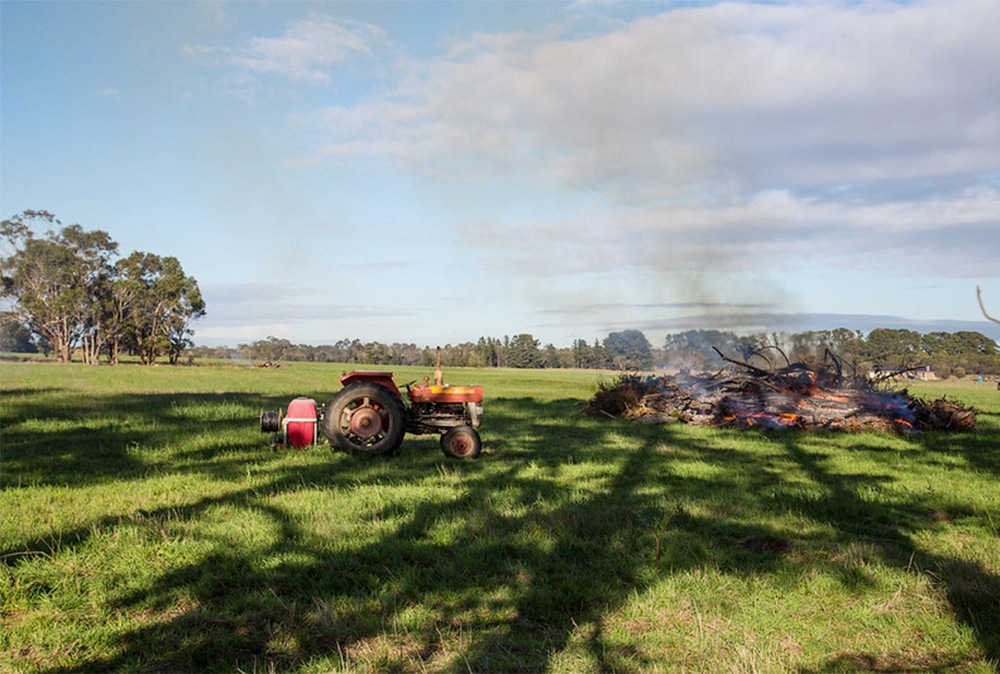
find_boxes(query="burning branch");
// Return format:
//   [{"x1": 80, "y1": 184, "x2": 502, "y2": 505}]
[
  {"x1": 977, "y1": 283, "x2": 1000, "y2": 325},
  {"x1": 711, "y1": 346, "x2": 771, "y2": 376}
]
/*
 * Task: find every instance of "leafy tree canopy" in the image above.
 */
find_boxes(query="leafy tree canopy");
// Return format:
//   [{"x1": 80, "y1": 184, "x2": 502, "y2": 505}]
[
  {"x1": 1, "y1": 210, "x2": 205, "y2": 364},
  {"x1": 604, "y1": 329, "x2": 652, "y2": 370}
]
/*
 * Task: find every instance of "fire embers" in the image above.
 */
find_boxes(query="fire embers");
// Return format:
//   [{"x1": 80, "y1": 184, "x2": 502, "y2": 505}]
[{"x1": 585, "y1": 358, "x2": 976, "y2": 434}]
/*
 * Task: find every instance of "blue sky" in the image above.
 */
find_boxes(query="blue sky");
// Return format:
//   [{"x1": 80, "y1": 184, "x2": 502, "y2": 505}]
[{"x1": 3, "y1": 0, "x2": 999, "y2": 347}]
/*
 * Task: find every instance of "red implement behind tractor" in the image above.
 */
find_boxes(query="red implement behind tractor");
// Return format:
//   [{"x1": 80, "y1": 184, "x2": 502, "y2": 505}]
[{"x1": 259, "y1": 368, "x2": 484, "y2": 459}]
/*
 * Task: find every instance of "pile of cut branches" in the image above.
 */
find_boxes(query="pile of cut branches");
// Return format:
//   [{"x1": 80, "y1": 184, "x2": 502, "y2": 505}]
[{"x1": 585, "y1": 349, "x2": 975, "y2": 433}]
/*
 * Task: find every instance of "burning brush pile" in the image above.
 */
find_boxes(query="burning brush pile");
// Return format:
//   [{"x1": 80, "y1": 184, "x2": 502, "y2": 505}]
[{"x1": 585, "y1": 349, "x2": 976, "y2": 434}]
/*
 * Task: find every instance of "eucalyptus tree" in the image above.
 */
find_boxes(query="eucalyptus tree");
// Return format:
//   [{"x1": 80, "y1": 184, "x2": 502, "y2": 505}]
[
  {"x1": 115, "y1": 251, "x2": 205, "y2": 365},
  {"x1": 2, "y1": 210, "x2": 205, "y2": 364},
  {"x1": 1, "y1": 211, "x2": 117, "y2": 363}
]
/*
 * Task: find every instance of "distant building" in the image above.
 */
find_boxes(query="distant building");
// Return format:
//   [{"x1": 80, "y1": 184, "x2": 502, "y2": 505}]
[{"x1": 869, "y1": 366, "x2": 936, "y2": 381}]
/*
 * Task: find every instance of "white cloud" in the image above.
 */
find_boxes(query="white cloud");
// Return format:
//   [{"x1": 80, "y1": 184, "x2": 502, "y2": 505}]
[
  {"x1": 190, "y1": 17, "x2": 392, "y2": 90},
  {"x1": 190, "y1": 2, "x2": 1000, "y2": 342},
  {"x1": 231, "y1": 18, "x2": 387, "y2": 84},
  {"x1": 303, "y1": 1, "x2": 999, "y2": 195}
]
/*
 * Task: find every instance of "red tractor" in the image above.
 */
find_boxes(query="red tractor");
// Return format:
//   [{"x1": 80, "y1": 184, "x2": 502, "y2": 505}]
[{"x1": 259, "y1": 368, "x2": 484, "y2": 459}]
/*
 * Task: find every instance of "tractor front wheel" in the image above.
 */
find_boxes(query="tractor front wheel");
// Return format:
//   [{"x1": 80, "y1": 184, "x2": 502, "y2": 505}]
[
  {"x1": 323, "y1": 383, "x2": 407, "y2": 456},
  {"x1": 440, "y1": 425, "x2": 482, "y2": 459}
]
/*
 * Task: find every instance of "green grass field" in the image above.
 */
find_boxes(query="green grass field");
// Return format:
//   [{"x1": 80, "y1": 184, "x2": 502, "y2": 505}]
[{"x1": 2, "y1": 361, "x2": 999, "y2": 673}]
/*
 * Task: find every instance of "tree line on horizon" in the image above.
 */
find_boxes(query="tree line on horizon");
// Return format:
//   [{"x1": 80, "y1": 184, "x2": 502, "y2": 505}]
[
  {"x1": 4, "y1": 210, "x2": 997, "y2": 377},
  {"x1": 194, "y1": 325, "x2": 1000, "y2": 378}
]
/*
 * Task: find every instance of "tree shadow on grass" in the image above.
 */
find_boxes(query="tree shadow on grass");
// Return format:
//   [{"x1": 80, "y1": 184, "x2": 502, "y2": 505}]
[
  {"x1": 910, "y1": 411, "x2": 1000, "y2": 478},
  {"x1": 4, "y1": 389, "x2": 997, "y2": 672},
  {"x1": 2, "y1": 389, "x2": 296, "y2": 488},
  {"x1": 778, "y1": 435, "x2": 1000, "y2": 671},
  {"x1": 8, "y1": 394, "x2": 801, "y2": 672},
  {"x1": 2, "y1": 389, "x2": 398, "y2": 561}
]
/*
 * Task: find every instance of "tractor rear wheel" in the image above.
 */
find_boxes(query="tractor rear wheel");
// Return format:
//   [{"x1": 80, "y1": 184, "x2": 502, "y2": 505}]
[
  {"x1": 323, "y1": 383, "x2": 407, "y2": 456},
  {"x1": 440, "y1": 425, "x2": 482, "y2": 459}
]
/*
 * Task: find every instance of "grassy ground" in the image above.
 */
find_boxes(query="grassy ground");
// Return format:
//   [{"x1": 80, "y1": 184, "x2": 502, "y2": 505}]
[{"x1": 2, "y1": 361, "x2": 999, "y2": 673}]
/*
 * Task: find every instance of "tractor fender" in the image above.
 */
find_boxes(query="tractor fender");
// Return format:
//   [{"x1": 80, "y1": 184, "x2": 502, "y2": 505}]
[{"x1": 339, "y1": 371, "x2": 401, "y2": 397}]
